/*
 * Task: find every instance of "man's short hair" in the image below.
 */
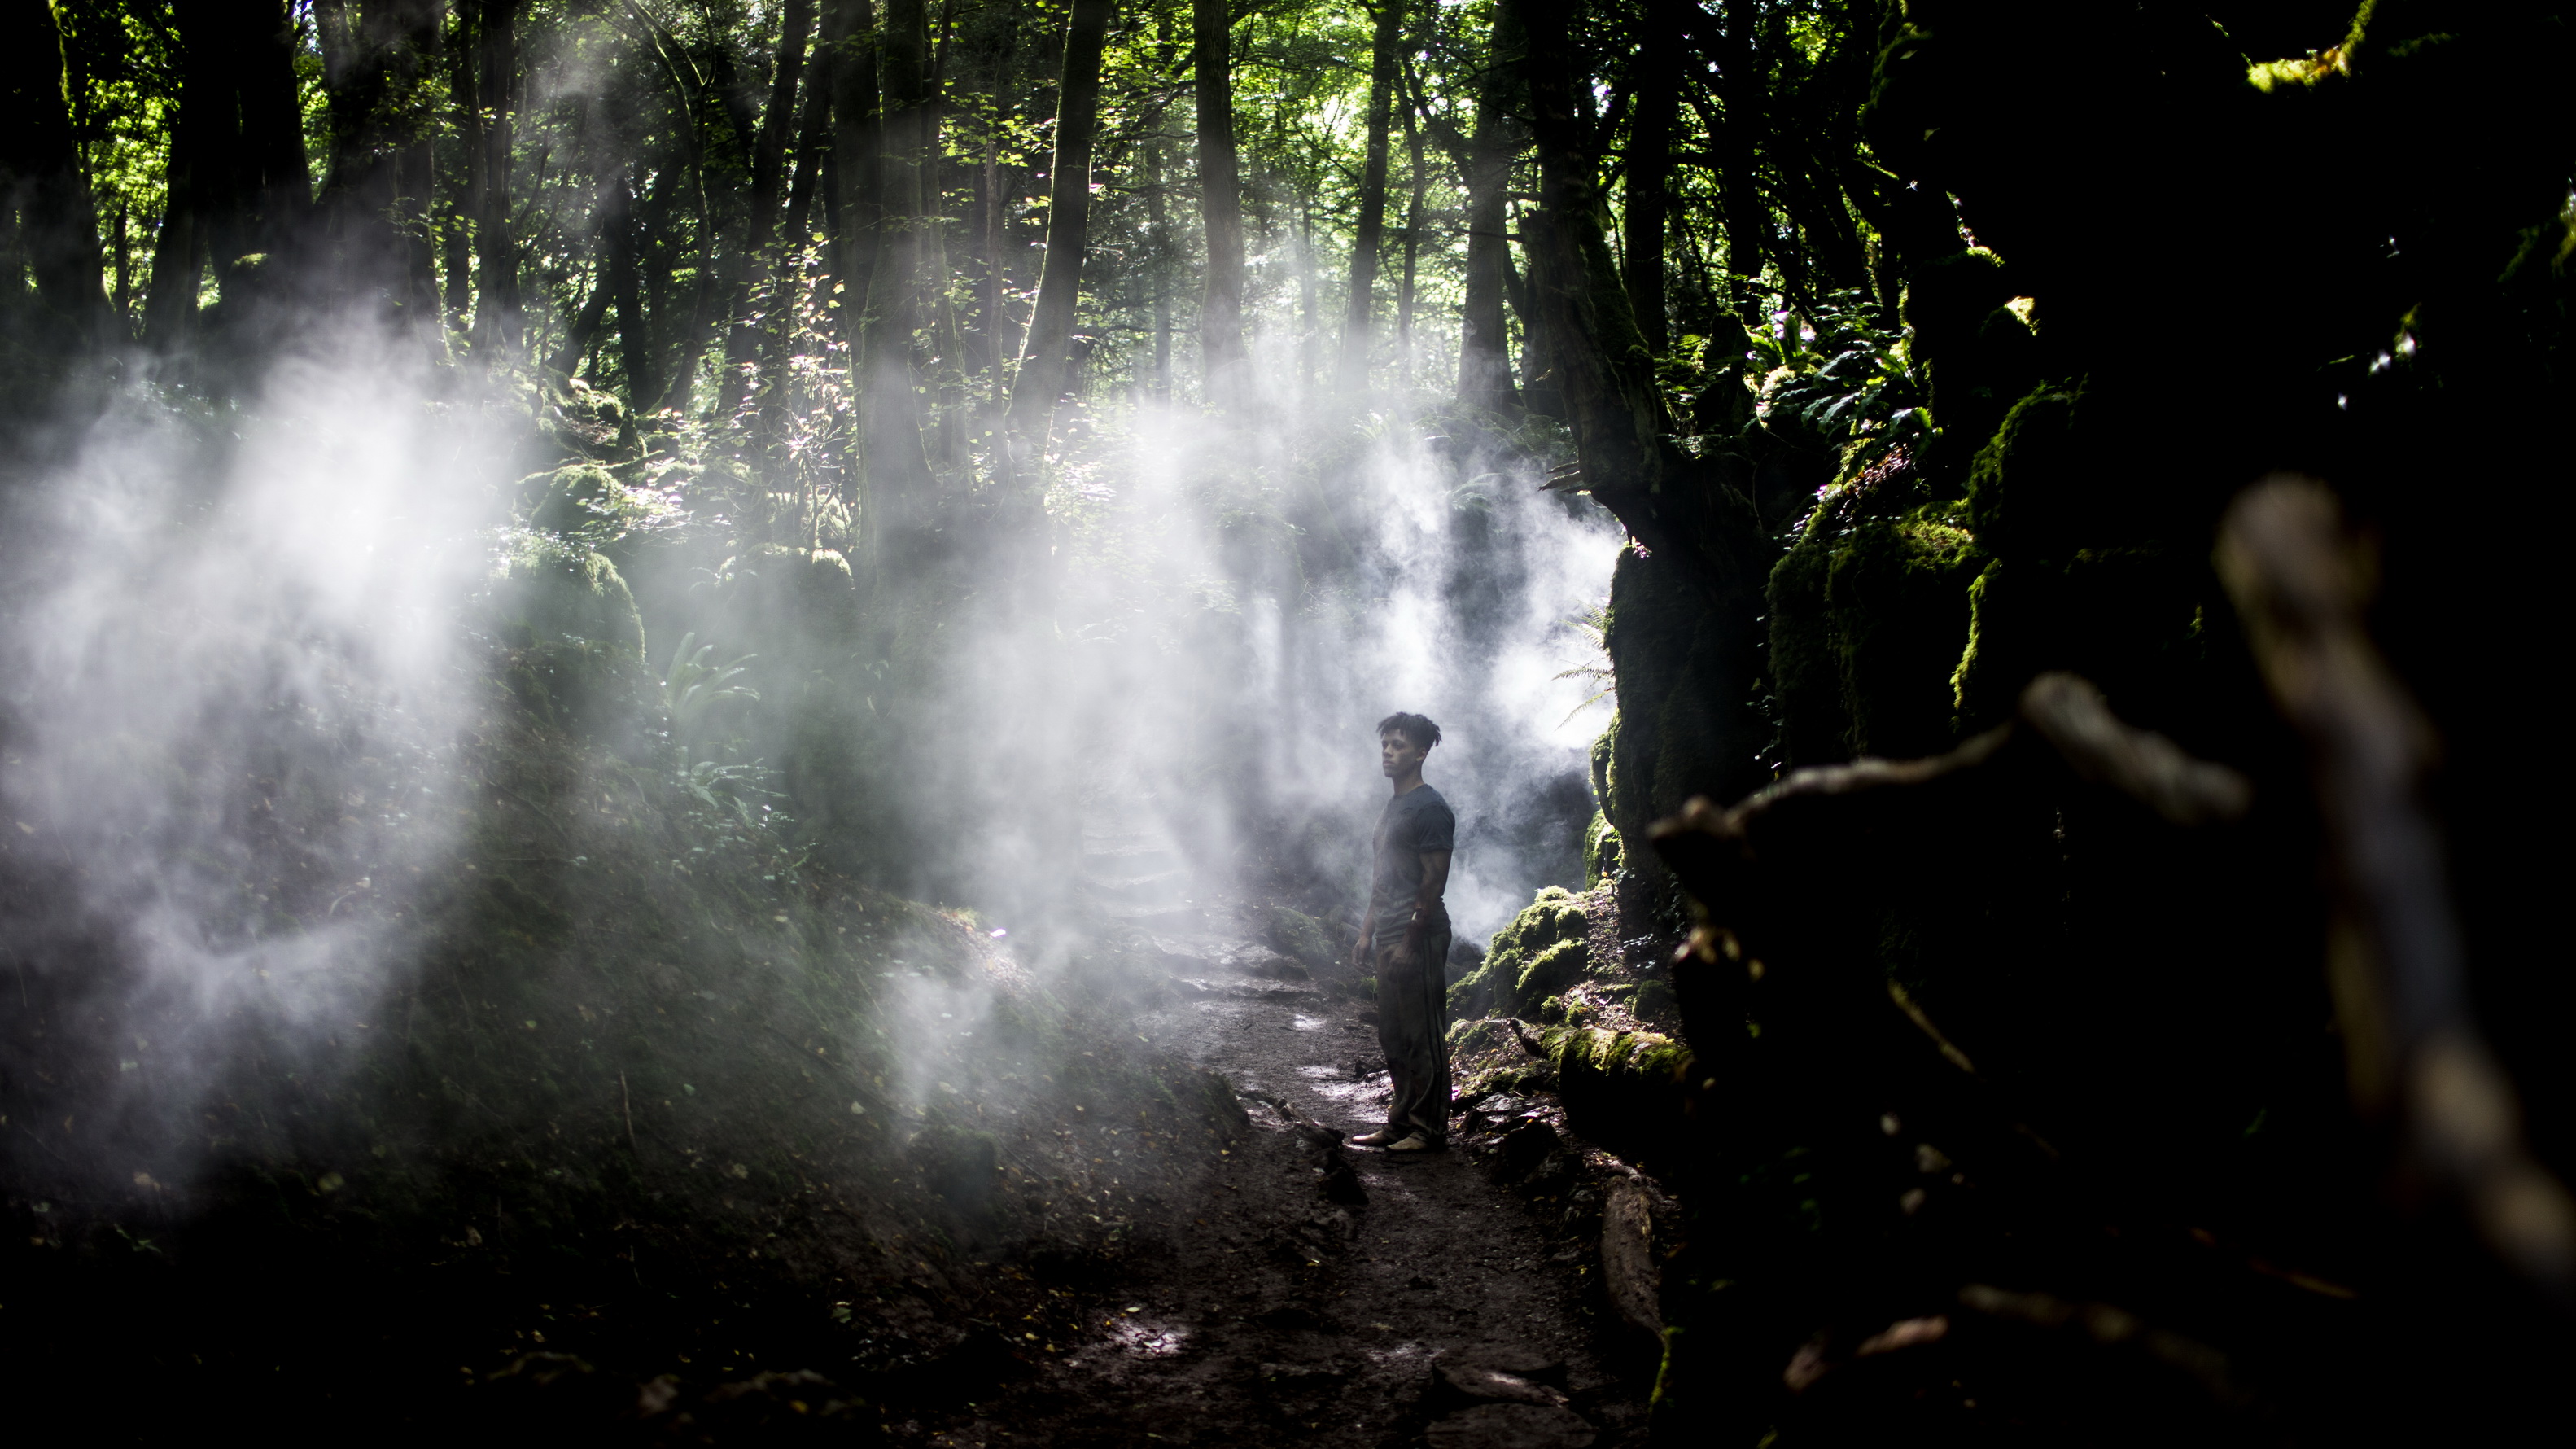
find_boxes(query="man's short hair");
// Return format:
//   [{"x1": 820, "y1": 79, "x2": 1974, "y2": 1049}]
[{"x1": 1377, "y1": 712, "x2": 1442, "y2": 751}]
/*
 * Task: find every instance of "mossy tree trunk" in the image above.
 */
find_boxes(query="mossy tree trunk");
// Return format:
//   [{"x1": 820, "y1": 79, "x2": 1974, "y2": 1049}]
[{"x1": 1514, "y1": 0, "x2": 1776, "y2": 888}]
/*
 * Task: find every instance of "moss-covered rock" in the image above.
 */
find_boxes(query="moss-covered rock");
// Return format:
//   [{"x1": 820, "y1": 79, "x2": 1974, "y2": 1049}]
[
  {"x1": 1266, "y1": 905, "x2": 1337, "y2": 973},
  {"x1": 494, "y1": 534, "x2": 648, "y2": 659},
  {"x1": 1583, "y1": 809, "x2": 1623, "y2": 887},
  {"x1": 538, "y1": 376, "x2": 641, "y2": 462},
  {"x1": 1540, "y1": 1024, "x2": 1698, "y2": 1169},
  {"x1": 1453, "y1": 886, "x2": 1591, "y2": 1019},
  {"x1": 1629, "y1": 978, "x2": 1678, "y2": 1023},
  {"x1": 1768, "y1": 488, "x2": 1984, "y2": 767},
  {"x1": 1899, "y1": 248, "x2": 2045, "y2": 492},
  {"x1": 744, "y1": 543, "x2": 861, "y2": 637},
  {"x1": 524, "y1": 463, "x2": 655, "y2": 541},
  {"x1": 1603, "y1": 547, "x2": 1755, "y2": 867},
  {"x1": 1949, "y1": 544, "x2": 2206, "y2": 732},
  {"x1": 1826, "y1": 507, "x2": 1983, "y2": 757},
  {"x1": 1900, "y1": 249, "x2": 2015, "y2": 379},
  {"x1": 1765, "y1": 517, "x2": 1844, "y2": 770},
  {"x1": 488, "y1": 535, "x2": 653, "y2": 735}
]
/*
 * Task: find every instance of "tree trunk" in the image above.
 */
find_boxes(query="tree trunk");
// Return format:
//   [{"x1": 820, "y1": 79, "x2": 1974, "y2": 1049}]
[
  {"x1": 440, "y1": 200, "x2": 471, "y2": 330},
  {"x1": 1455, "y1": 0, "x2": 1522, "y2": 414},
  {"x1": 317, "y1": 0, "x2": 447, "y2": 324},
  {"x1": 1297, "y1": 199, "x2": 1320, "y2": 401},
  {"x1": 1145, "y1": 122, "x2": 1173, "y2": 401},
  {"x1": 1003, "y1": 0, "x2": 1113, "y2": 442},
  {"x1": 982, "y1": 125, "x2": 1007, "y2": 407},
  {"x1": 859, "y1": 0, "x2": 940, "y2": 582},
  {"x1": 112, "y1": 207, "x2": 132, "y2": 317},
  {"x1": 751, "y1": 0, "x2": 852, "y2": 435},
  {"x1": 1624, "y1": 2, "x2": 1679, "y2": 355},
  {"x1": 461, "y1": 0, "x2": 524, "y2": 349},
  {"x1": 827, "y1": 0, "x2": 881, "y2": 356},
  {"x1": 718, "y1": 0, "x2": 818, "y2": 413},
  {"x1": 0, "y1": 0, "x2": 108, "y2": 341},
  {"x1": 603, "y1": 172, "x2": 655, "y2": 402},
  {"x1": 142, "y1": 0, "x2": 243, "y2": 348},
  {"x1": 1396, "y1": 78, "x2": 1427, "y2": 393},
  {"x1": 1713, "y1": 0, "x2": 1765, "y2": 310},
  {"x1": 1192, "y1": 0, "x2": 1246, "y2": 402},
  {"x1": 1513, "y1": 0, "x2": 1672, "y2": 533},
  {"x1": 231, "y1": 0, "x2": 311, "y2": 268},
  {"x1": 922, "y1": 10, "x2": 974, "y2": 471},
  {"x1": 1337, "y1": 0, "x2": 1401, "y2": 393},
  {"x1": 1514, "y1": 0, "x2": 1770, "y2": 838},
  {"x1": 1502, "y1": 201, "x2": 1564, "y2": 418}
]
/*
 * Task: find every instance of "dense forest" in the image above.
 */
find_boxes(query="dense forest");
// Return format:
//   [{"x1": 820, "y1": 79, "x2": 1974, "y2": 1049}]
[{"x1": 2, "y1": 0, "x2": 2571, "y2": 1442}]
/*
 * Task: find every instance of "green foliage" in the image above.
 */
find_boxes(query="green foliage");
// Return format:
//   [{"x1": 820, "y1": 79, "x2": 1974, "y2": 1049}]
[
  {"x1": 1750, "y1": 290, "x2": 1931, "y2": 483},
  {"x1": 1553, "y1": 602, "x2": 1615, "y2": 728},
  {"x1": 659, "y1": 632, "x2": 760, "y2": 750}
]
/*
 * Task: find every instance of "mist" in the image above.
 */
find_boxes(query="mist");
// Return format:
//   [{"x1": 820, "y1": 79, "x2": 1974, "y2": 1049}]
[
  {"x1": 910, "y1": 394, "x2": 1619, "y2": 943},
  {"x1": 13, "y1": 1, "x2": 2573, "y2": 1441}
]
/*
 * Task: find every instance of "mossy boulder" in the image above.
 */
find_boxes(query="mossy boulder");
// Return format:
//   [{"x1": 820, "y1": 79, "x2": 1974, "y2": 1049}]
[
  {"x1": 1540, "y1": 1025, "x2": 1698, "y2": 1169},
  {"x1": 488, "y1": 535, "x2": 652, "y2": 735},
  {"x1": 492, "y1": 534, "x2": 647, "y2": 659},
  {"x1": 1765, "y1": 519, "x2": 1844, "y2": 771},
  {"x1": 1629, "y1": 978, "x2": 1677, "y2": 1023},
  {"x1": 1899, "y1": 249, "x2": 2044, "y2": 488},
  {"x1": 1453, "y1": 886, "x2": 1591, "y2": 1019},
  {"x1": 730, "y1": 544, "x2": 862, "y2": 646},
  {"x1": 1963, "y1": 379, "x2": 2173, "y2": 565},
  {"x1": 523, "y1": 464, "x2": 654, "y2": 541},
  {"x1": 1602, "y1": 546, "x2": 1758, "y2": 869},
  {"x1": 1826, "y1": 508, "x2": 1983, "y2": 757},
  {"x1": 1948, "y1": 544, "x2": 2206, "y2": 732},
  {"x1": 538, "y1": 377, "x2": 640, "y2": 462},
  {"x1": 1900, "y1": 248, "x2": 2015, "y2": 378},
  {"x1": 1768, "y1": 491, "x2": 1985, "y2": 768},
  {"x1": 1266, "y1": 905, "x2": 1337, "y2": 974}
]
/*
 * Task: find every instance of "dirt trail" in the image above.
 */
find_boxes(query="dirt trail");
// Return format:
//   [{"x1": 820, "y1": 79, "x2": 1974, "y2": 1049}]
[{"x1": 917, "y1": 882, "x2": 1653, "y2": 1448}]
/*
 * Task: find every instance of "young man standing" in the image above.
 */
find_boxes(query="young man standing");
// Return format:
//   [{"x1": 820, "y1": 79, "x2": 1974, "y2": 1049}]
[{"x1": 1350, "y1": 712, "x2": 1455, "y2": 1153}]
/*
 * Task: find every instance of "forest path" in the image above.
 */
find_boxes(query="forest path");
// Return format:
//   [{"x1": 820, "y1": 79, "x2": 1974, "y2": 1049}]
[{"x1": 922, "y1": 816, "x2": 1649, "y2": 1448}]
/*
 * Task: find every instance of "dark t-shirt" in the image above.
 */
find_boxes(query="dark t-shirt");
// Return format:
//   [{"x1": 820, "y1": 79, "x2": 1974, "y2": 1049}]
[{"x1": 1370, "y1": 783, "x2": 1456, "y2": 944}]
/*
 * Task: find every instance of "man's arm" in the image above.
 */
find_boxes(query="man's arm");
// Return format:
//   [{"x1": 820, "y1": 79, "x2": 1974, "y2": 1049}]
[
  {"x1": 1353, "y1": 886, "x2": 1385, "y2": 969},
  {"x1": 1393, "y1": 850, "x2": 1452, "y2": 965}
]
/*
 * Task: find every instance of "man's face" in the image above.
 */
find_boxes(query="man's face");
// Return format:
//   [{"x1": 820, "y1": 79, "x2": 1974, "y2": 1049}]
[{"x1": 1380, "y1": 729, "x2": 1427, "y2": 778}]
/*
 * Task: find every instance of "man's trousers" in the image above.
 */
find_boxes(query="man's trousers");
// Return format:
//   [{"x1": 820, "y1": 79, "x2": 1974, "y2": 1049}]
[{"x1": 1373, "y1": 922, "x2": 1453, "y2": 1145}]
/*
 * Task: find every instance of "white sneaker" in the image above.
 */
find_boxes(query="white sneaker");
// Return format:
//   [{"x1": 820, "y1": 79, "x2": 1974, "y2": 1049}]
[
  {"x1": 1349, "y1": 1127, "x2": 1402, "y2": 1147},
  {"x1": 1384, "y1": 1132, "x2": 1439, "y2": 1153}
]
